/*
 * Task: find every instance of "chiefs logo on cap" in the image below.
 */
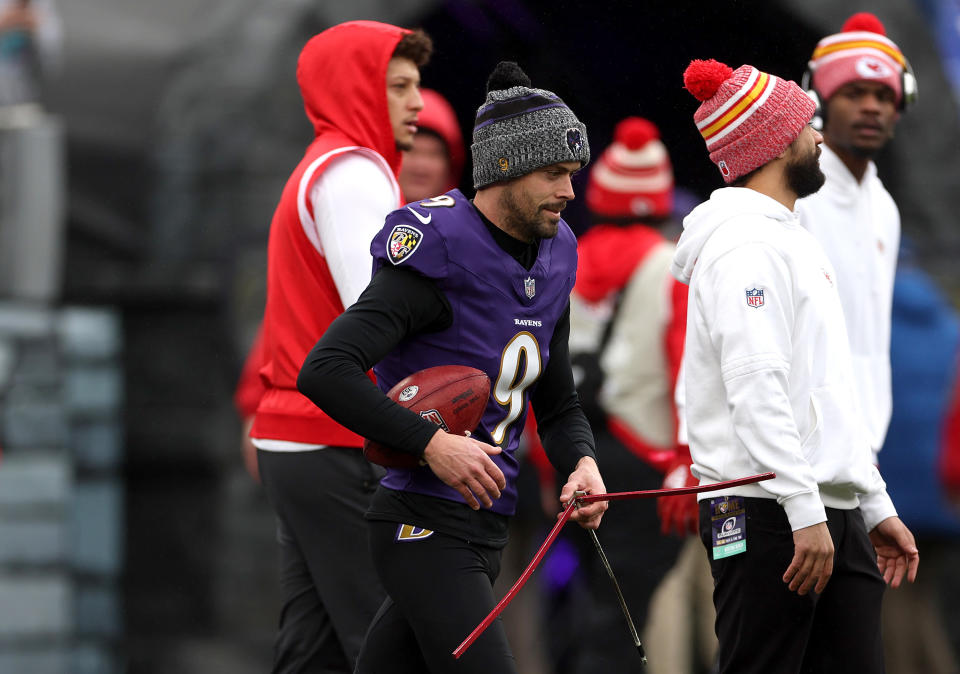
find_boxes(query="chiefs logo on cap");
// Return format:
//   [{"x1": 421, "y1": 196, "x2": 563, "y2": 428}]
[{"x1": 855, "y1": 56, "x2": 893, "y2": 79}]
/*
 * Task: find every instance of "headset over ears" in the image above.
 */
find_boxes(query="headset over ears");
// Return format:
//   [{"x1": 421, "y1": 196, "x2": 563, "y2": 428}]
[{"x1": 802, "y1": 58, "x2": 918, "y2": 131}]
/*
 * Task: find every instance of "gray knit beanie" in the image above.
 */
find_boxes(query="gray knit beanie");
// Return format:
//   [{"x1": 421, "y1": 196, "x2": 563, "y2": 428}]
[{"x1": 471, "y1": 62, "x2": 590, "y2": 189}]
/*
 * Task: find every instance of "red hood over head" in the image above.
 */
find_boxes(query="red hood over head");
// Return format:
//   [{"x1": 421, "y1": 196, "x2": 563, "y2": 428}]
[
  {"x1": 297, "y1": 21, "x2": 410, "y2": 175},
  {"x1": 418, "y1": 88, "x2": 466, "y2": 191}
]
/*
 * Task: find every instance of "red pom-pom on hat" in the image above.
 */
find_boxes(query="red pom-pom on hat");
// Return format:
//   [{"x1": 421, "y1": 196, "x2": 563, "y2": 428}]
[
  {"x1": 842, "y1": 12, "x2": 886, "y2": 35},
  {"x1": 614, "y1": 117, "x2": 659, "y2": 150},
  {"x1": 684, "y1": 59, "x2": 734, "y2": 102}
]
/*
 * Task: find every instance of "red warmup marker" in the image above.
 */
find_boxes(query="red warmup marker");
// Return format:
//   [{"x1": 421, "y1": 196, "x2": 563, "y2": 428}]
[{"x1": 453, "y1": 471, "x2": 776, "y2": 660}]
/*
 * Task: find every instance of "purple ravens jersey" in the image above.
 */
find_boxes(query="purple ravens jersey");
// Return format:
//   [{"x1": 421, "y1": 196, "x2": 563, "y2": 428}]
[{"x1": 369, "y1": 189, "x2": 578, "y2": 515}]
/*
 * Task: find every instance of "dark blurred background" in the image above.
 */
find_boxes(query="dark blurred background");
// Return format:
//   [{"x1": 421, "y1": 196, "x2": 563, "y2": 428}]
[{"x1": 0, "y1": 0, "x2": 958, "y2": 672}]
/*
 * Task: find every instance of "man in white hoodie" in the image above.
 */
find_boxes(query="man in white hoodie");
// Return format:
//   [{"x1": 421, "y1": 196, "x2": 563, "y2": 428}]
[
  {"x1": 674, "y1": 58, "x2": 918, "y2": 673},
  {"x1": 797, "y1": 12, "x2": 910, "y2": 462}
]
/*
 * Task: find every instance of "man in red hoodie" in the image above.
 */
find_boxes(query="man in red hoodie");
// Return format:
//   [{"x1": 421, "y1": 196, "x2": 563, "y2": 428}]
[
  {"x1": 237, "y1": 87, "x2": 462, "y2": 486},
  {"x1": 249, "y1": 21, "x2": 431, "y2": 673}
]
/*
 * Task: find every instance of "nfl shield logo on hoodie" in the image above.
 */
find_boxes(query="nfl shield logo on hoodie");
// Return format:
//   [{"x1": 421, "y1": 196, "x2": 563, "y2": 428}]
[{"x1": 745, "y1": 288, "x2": 765, "y2": 308}]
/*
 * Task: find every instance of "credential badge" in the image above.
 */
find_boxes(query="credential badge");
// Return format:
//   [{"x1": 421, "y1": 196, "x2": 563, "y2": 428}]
[
  {"x1": 524, "y1": 276, "x2": 536, "y2": 299},
  {"x1": 387, "y1": 224, "x2": 423, "y2": 265},
  {"x1": 745, "y1": 287, "x2": 765, "y2": 308}
]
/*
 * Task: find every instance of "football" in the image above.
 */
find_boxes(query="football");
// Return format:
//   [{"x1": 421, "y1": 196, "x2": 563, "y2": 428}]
[{"x1": 363, "y1": 365, "x2": 491, "y2": 468}]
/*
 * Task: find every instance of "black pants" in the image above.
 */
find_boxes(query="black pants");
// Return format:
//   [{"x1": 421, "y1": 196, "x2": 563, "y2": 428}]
[
  {"x1": 699, "y1": 498, "x2": 886, "y2": 674},
  {"x1": 258, "y1": 448, "x2": 386, "y2": 674},
  {"x1": 572, "y1": 428, "x2": 683, "y2": 672},
  {"x1": 355, "y1": 520, "x2": 517, "y2": 674}
]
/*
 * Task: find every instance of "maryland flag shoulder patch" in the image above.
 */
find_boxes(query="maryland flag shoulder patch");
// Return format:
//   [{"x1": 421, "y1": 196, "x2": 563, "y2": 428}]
[{"x1": 387, "y1": 224, "x2": 423, "y2": 265}]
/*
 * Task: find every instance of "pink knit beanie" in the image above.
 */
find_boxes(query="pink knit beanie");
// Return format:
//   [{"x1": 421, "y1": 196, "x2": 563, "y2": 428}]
[
  {"x1": 809, "y1": 13, "x2": 905, "y2": 106},
  {"x1": 683, "y1": 59, "x2": 816, "y2": 183}
]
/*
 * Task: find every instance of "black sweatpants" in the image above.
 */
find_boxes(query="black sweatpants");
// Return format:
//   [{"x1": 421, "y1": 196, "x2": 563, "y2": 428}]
[
  {"x1": 258, "y1": 448, "x2": 386, "y2": 674},
  {"x1": 355, "y1": 520, "x2": 517, "y2": 674},
  {"x1": 699, "y1": 498, "x2": 886, "y2": 674}
]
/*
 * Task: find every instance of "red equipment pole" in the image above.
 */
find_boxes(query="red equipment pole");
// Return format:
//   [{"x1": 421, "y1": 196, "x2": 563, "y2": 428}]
[{"x1": 452, "y1": 471, "x2": 775, "y2": 659}]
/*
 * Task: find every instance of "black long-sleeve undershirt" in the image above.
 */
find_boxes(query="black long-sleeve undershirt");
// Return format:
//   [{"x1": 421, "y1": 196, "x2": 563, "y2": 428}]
[
  {"x1": 297, "y1": 219, "x2": 596, "y2": 476},
  {"x1": 298, "y1": 266, "x2": 452, "y2": 458}
]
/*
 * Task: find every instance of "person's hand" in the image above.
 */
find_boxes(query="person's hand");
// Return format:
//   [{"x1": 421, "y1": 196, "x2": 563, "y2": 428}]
[
  {"x1": 241, "y1": 416, "x2": 260, "y2": 483},
  {"x1": 422, "y1": 429, "x2": 505, "y2": 510},
  {"x1": 656, "y1": 456, "x2": 699, "y2": 536},
  {"x1": 559, "y1": 456, "x2": 608, "y2": 530},
  {"x1": 869, "y1": 516, "x2": 919, "y2": 588},
  {"x1": 783, "y1": 521, "x2": 834, "y2": 595}
]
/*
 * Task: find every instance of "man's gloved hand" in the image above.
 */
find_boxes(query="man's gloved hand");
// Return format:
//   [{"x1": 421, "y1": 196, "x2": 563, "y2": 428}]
[{"x1": 656, "y1": 448, "x2": 699, "y2": 537}]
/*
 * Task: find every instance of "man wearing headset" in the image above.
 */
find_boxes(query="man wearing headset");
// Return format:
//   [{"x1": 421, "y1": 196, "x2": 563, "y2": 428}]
[{"x1": 797, "y1": 12, "x2": 915, "y2": 463}]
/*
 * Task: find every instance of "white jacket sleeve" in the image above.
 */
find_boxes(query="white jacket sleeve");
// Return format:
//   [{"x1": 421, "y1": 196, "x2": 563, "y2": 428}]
[
  {"x1": 858, "y1": 478, "x2": 897, "y2": 531},
  {"x1": 310, "y1": 153, "x2": 398, "y2": 309},
  {"x1": 701, "y1": 242, "x2": 826, "y2": 530}
]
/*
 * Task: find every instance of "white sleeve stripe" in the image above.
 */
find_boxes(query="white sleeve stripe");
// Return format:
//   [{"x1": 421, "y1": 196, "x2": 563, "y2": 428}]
[{"x1": 295, "y1": 146, "x2": 400, "y2": 256}]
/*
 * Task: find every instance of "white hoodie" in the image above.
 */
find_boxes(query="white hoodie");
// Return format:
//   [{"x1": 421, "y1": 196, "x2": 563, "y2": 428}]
[
  {"x1": 797, "y1": 145, "x2": 899, "y2": 457},
  {"x1": 671, "y1": 187, "x2": 896, "y2": 532}
]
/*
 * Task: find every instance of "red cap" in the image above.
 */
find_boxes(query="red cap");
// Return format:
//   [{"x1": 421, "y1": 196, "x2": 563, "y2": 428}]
[{"x1": 586, "y1": 117, "x2": 673, "y2": 219}]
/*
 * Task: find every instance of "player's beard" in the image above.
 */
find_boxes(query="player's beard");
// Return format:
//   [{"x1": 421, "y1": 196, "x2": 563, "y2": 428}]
[
  {"x1": 785, "y1": 146, "x2": 825, "y2": 200},
  {"x1": 499, "y1": 184, "x2": 563, "y2": 242}
]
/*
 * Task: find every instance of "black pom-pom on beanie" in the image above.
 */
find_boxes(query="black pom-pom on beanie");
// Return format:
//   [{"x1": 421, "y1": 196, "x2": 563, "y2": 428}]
[{"x1": 486, "y1": 61, "x2": 532, "y2": 93}]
